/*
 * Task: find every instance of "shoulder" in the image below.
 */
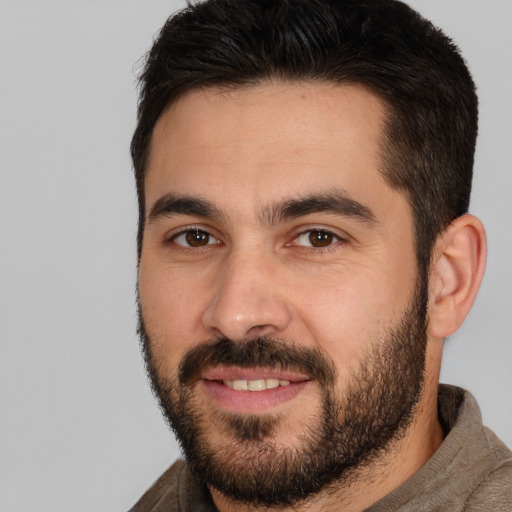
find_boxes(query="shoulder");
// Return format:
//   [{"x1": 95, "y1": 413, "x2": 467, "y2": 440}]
[
  {"x1": 128, "y1": 460, "x2": 206, "y2": 512},
  {"x1": 368, "y1": 386, "x2": 511, "y2": 511},
  {"x1": 463, "y1": 428, "x2": 512, "y2": 511},
  {"x1": 129, "y1": 460, "x2": 216, "y2": 512},
  {"x1": 441, "y1": 386, "x2": 512, "y2": 510}
]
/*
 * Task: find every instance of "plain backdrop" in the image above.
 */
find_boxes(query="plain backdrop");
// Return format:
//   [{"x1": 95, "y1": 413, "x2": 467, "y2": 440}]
[{"x1": 1, "y1": 1, "x2": 510, "y2": 511}]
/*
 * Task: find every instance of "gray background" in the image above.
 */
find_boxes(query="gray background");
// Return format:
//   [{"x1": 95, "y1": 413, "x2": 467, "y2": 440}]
[{"x1": 0, "y1": 1, "x2": 510, "y2": 510}]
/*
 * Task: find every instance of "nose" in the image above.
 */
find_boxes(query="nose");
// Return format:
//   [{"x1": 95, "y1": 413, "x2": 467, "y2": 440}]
[{"x1": 202, "y1": 250, "x2": 293, "y2": 341}]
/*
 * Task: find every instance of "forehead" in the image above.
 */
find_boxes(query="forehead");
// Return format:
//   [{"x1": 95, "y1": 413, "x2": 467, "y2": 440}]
[{"x1": 145, "y1": 82, "x2": 398, "y2": 220}]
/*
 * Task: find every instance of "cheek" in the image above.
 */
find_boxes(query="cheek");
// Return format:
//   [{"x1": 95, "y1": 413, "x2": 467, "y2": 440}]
[
  {"x1": 293, "y1": 268, "x2": 415, "y2": 371},
  {"x1": 296, "y1": 286, "x2": 373, "y2": 366},
  {"x1": 138, "y1": 259, "x2": 208, "y2": 367}
]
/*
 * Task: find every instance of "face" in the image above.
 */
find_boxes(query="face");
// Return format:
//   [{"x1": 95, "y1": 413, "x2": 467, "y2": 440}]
[{"x1": 138, "y1": 83, "x2": 428, "y2": 506}]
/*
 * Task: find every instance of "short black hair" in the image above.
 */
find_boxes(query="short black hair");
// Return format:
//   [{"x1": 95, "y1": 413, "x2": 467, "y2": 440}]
[{"x1": 132, "y1": 0, "x2": 478, "y2": 269}]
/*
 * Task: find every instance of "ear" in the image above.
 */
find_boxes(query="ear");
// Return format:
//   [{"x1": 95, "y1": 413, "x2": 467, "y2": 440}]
[{"x1": 427, "y1": 214, "x2": 487, "y2": 339}]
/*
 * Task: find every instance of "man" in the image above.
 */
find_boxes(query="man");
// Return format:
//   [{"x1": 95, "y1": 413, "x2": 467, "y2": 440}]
[{"x1": 129, "y1": 0, "x2": 511, "y2": 510}]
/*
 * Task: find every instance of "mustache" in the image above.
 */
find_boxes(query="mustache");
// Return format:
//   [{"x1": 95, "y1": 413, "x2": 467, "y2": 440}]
[{"x1": 179, "y1": 337, "x2": 336, "y2": 388}]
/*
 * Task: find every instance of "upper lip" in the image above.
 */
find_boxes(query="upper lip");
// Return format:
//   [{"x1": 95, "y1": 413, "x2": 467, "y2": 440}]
[{"x1": 201, "y1": 366, "x2": 311, "y2": 382}]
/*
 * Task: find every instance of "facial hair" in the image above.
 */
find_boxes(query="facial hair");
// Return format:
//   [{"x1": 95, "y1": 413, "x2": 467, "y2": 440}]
[{"x1": 138, "y1": 274, "x2": 428, "y2": 508}]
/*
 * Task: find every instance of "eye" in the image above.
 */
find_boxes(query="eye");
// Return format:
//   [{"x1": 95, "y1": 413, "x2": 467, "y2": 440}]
[
  {"x1": 293, "y1": 229, "x2": 341, "y2": 248},
  {"x1": 172, "y1": 229, "x2": 220, "y2": 248}
]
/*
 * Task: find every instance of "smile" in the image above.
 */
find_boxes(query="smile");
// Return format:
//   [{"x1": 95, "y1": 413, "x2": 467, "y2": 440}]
[
  {"x1": 200, "y1": 368, "x2": 311, "y2": 413},
  {"x1": 223, "y1": 379, "x2": 291, "y2": 391}
]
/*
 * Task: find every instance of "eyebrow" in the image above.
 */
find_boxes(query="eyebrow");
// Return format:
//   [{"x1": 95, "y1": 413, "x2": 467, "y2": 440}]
[
  {"x1": 147, "y1": 194, "x2": 223, "y2": 223},
  {"x1": 259, "y1": 192, "x2": 377, "y2": 226},
  {"x1": 147, "y1": 190, "x2": 376, "y2": 226}
]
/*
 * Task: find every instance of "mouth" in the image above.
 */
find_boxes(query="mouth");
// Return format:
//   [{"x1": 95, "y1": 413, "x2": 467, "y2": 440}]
[
  {"x1": 200, "y1": 367, "x2": 311, "y2": 413},
  {"x1": 223, "y1": 378, "x2": 291, "y2": 391}
]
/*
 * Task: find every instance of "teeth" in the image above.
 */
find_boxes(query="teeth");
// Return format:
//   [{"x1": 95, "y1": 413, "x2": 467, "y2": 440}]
[
  {"x1": 224, "y1": 378, "x2": 291, "y2": 391},
  {"x1": 232, "y1": 380, "x2": 248, "y2": 391},
  {"x1": 248, "y1": 379, "x2": 266, "y2": 391},
  {"x1": 266, "y1": 379, "x2": 279, "y2": 389}
]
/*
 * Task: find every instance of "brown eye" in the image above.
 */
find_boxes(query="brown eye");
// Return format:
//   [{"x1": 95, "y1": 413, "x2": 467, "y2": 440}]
[
  {"x1": 308, "y1": 230, "x2": 334, "y2": 247},
  {"x1": 173, "y1": 229, "x2": 218, "y2": 247},
  {"x1": 293, "y1": 229, "x2": 341, "y2": 249},
  {"x1": 186, "y1": 230, "x2": 210, "y2": 246}
]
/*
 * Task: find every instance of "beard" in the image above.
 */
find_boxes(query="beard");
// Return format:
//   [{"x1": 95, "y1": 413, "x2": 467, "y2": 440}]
[{"x1": 138, "y1": 272, "x2": 428, "y2": 508}]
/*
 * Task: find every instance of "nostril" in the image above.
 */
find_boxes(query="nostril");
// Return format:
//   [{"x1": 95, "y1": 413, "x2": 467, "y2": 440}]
[
  {"x1": 209, "y1": 326, "x2": 226, "y2": 339},
  {"x1": 247, "y1": 324, "x2": 274, "y2": 337},
  {"x1": 251, "y1": 325, "x2": 269, "y2": 332}
]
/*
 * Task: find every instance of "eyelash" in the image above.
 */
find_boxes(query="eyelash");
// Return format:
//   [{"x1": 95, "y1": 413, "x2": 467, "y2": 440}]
[
  {"x1": 166, "y1": 226, "x2": 221, "y2": 250},
  {"x1": 165, "y1": 226, "x2": 347, "y2": 253},
  {"x1": 288, "y1": 227, "x2": 347, "y2": 255}
]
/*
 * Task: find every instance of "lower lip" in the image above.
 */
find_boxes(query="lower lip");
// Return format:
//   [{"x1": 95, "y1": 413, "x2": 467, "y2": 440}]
[{"x1": 201, "y1": 380, "x2": 309, "y2": 413}]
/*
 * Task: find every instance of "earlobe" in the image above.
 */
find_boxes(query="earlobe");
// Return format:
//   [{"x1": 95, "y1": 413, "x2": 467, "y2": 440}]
[{"x1": 427, "y1": 214, "x2": 487, "y2": 339}]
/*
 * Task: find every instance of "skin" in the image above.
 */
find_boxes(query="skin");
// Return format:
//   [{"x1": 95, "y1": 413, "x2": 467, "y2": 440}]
[{"x1": 138, "y1": 82, "x2": 486, "y2": 511}]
